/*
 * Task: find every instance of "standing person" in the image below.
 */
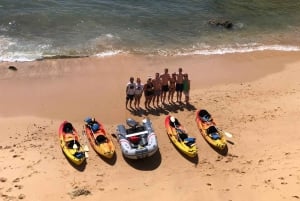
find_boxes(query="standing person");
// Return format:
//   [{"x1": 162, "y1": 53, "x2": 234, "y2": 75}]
[
  {"x1": 143, "y1": 77, "x2": 154, "y2": 109},
  {"x1": 176, "y1": 67, "x2": 184, "y2": 103},
  {"x1": 168, "y1": 72, "x2": 177, "y2": 103},
  {"x1": 152, "y1": 72, "x2": 162, "y2": 107},
  {"x1": 160, "y1": 68, "x2": 171, "y2": 104},
  {"x1": 183, "y1": 73, "x2": 190, "y2": 104},
  {"x1": 126, "y1": 77, "x2": 136, "y2": 109},
  {"x1": 134, "y1": 77, "x2": 144, "y2": 109}
]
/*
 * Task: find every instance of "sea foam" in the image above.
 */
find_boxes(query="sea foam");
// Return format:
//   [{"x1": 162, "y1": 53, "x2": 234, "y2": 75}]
[{"x1": 176, "y1": 44, "x2": 300, "y2": 56}]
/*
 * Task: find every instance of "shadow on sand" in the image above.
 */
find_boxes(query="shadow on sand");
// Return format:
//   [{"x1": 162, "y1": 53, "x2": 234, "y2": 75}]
[
  {"x1": 62, "y1": 150, "x2": 87, "y2": 172},
  {"x1": 169, "y1": 141, "x2": 199, "y2": 166},
  {"x1": 207, "y1": 143, "x2": 229, "y2": 156},
  {"x1": 123, "y1": 149, "x2": 162, "y2": 171},
  {"x1": 97, "y1": 152, "x2": 117, "y2": 166},
  {"x1": 127, "y1": 102, "x2": 197, "y2": 117}
]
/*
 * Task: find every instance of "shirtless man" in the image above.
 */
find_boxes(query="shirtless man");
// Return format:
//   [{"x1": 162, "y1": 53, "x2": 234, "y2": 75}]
[
  {"x1": 160, "y1": 68, "x2": 171, "y2": 104},
  {"x1": 168, "y1": 72, "x2": 177, "y2": 103},
  {"x1": 152, "y1": 72, "x2": 162, "y2": 107},
  {"x1": 176, "y1": 67, "x2": 184, "y2": 103}
]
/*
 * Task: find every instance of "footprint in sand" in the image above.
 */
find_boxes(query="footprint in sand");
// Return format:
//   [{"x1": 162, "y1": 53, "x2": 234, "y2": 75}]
[
  {"x1": 14, "y1": 184, "x2": 23, "y2": 189},
  {"x1": 12, "y1": 178, "x2": 20, "y2": 183},
  {"x1": 0, "y1": 177, "x2": 7, "y2": 182}
]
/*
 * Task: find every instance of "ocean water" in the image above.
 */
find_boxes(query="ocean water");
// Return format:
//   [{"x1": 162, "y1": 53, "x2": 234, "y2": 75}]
[{"x1": 1, "y1": 0, "x2": 300, "y2": 61}]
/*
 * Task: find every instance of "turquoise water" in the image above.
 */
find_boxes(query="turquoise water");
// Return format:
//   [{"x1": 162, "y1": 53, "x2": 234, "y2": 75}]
[{"x1": 1, "y1": 0, "x2": 300, "y2": 61}]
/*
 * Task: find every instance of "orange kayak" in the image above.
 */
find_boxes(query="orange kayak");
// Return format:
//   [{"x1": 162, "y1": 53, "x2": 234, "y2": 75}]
[
  {"x1": 195, "y1": 109, "x2": 227, "y2": 150},
  {"x1": 84, "y1": 117, "x2": 115, "y2": 158}
]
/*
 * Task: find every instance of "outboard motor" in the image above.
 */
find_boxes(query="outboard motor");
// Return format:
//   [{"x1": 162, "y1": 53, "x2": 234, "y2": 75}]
[
  {"x1": 126, "y1": 118, "x2": 138, "y2": 128},
  {"x1": 142, "y1": 118, "x2": 154, "y2": 133}
]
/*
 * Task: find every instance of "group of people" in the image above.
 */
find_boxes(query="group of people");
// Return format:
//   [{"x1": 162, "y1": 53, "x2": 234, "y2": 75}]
[{"x1": 125, "y1": 67, "x2": 190, "y2": 110}]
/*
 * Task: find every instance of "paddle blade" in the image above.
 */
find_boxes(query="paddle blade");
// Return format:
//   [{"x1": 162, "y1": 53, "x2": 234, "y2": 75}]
[
  {"x1": 83, "y1": 145, "x2": 89, "y2": 152},
  {"x1": 170, "y1": 116, "x2": 175, "y2": 123},
  {"x1": 72, "y1": 143, "x2": 78, "y2": 149},
  {"x1": 84, "y1": 151, "x2": 89, "y2": 158},
  {"x1": 224, "y1": 131, "x2": 233, "y2": 138}
]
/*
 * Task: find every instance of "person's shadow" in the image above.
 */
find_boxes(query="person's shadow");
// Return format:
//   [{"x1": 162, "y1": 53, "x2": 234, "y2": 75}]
[{"x1": 128, "y1": 102, "x2": 197, "y2": 116}]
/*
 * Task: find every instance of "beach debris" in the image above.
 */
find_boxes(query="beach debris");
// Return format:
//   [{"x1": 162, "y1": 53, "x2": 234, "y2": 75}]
[
  {"x1": 69, "y1": 188, "x2": 91, "y2": 198},
  {"x1": 14, "y1": 184, "x2": 23, "y2": 189},
  {"x1": 18, "y1": 194, "x2": 26, "y2": 199},
  {"x1": 208, "y1": 19, "x2": 233, "y2": 29},
  {"x1": 8, "y1": 66, "x2": 18, "y2": 71},
  {"x1": 13, "y1": 178, "x2": 20, "y2": 183}
]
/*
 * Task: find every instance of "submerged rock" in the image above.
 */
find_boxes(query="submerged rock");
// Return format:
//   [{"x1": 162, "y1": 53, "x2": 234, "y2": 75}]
[{"x1": 208, "y1": 19, "x2": 233, "y2": 29}]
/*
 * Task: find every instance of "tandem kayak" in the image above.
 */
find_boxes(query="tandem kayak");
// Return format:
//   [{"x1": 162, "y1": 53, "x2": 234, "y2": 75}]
[
  {"x1": 195, "y1": 109, "x2": 227, "y2": 150},
  {"x1": 84, "y1": 117, "x2": 115, "y2": 159},
  {"x1": 165, "y1": 115, "x2": 197, "y2": 158},
  {"x1": 59, "y1": 121, "x2": 86, "y2": 165}
]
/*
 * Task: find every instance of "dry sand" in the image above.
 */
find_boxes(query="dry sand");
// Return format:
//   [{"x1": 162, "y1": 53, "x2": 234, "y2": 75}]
[{"x1": 0, "y1": 51, "x2": 300, "y2": 201}]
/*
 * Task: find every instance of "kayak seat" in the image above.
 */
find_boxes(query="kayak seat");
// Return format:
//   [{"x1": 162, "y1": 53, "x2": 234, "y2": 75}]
[
  {"x1": 207, "y1": 126, "x2": 220, "y2": 140},
  {"x1": 63, "y1": 122, "x2": 74, "y2": 133},
  {"x1": 96, "y1": 135, "x2": 107, "y2": 144},
  {"x1": 199, "y1": 110, "x2": 212, "y2": 122},
  {"x1": 184, "y1": 137, "x2": 196, "y2": 146},
  {"x1": 74, "y1": 151, "x2": 85, "y2": 159},
  {"x1": 179, "y1": 133, "x2": 188, "y2": 141},
  {"x1": 67, "y1": 140, "x2": 80, "y2": 149}
]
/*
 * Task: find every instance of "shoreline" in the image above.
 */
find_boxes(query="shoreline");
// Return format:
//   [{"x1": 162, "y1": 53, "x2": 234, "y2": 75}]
[{"x1": 1, "y1": 50, "x2": 300, "y2": 201}]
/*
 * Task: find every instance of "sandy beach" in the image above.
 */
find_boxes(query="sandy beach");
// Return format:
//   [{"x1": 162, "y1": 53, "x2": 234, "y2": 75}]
[{"x1": 0, "y1": 51, "x2": 300, "y2": 201}]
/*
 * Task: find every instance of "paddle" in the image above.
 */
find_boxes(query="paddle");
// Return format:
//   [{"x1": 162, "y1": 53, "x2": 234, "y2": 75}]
[
  {"x1": 224, "y1": 131, "x2": 233, "y2": 138},
  {"x1": 170, "y1": 116, "x2": 179, "y2": 130},
  {"x1": 69, "y1": 129, "x2": 78, "y2": 149},
  {"x1": 72, "y1": 140, "x2": 78, "y2": 149},
  {"x1": 216, "y1": 127, "x2": 233, "y2": 138},
  {"x1": 81, "y1": 126, "x2": 90, "y2": 158},
  {"x1": 170, "y1": 116, "x2": 182, "y2": 141},
  {"x1": 170, "y1": 116, "x2": 195, "y2": 145}
]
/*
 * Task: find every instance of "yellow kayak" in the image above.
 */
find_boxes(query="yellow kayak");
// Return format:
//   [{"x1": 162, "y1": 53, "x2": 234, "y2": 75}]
[
  {"x1": 165, "y1": 115, "x2": 197, "y2": 158},
  {"x1": 195, "y1": 109, "x2": 227, "y2": 150},
  {"x1": 59, "y1": 121, "x2": 86, "y2": 165}
]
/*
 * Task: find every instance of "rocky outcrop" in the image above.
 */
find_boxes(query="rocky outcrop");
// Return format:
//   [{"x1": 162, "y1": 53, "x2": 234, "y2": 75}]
[{"x1": 208, "y1": 19, "x2": 233, "y2": 29}]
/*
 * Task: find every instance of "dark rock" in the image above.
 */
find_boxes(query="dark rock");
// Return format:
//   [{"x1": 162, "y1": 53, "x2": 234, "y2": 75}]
[
  {"x1": 208, "y1": 19, "x2": 233, "y2": 29},
  {"x1": 8, "y1": 66, "x2": 18, "y2": 71},
  {"x1": 0, "y1": 177, "x2": 7, "y2": 182},
  {"x1": 70, "y1": 188, "x2": 91, "y2": 198}
]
